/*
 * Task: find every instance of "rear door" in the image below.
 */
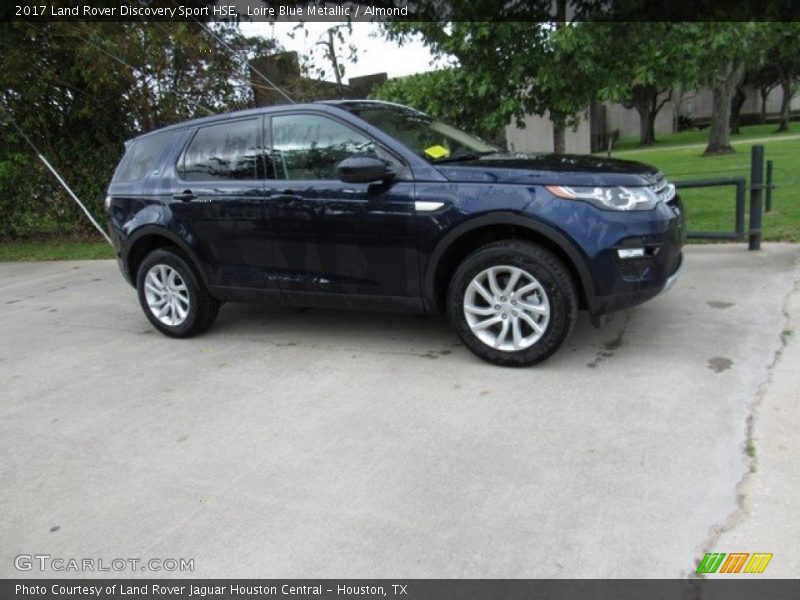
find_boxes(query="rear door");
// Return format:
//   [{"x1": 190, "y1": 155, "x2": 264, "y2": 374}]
[
  {"x1": 267, "y1": 111, "x2": 420, "y2": 302},
  {"x1": 169, "y1": 117, "x2": 278, "y2": 290}
]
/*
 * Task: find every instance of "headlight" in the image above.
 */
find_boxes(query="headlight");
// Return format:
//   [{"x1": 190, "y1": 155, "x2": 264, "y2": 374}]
[{"x1": 546, "y1": 185, "x2": 659, "y2": 211}]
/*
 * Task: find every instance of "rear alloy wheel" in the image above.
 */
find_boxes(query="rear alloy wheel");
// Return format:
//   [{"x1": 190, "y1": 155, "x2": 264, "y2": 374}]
[
  {"x1": 143, "y1": 264, "x2": 191, "y2": 327},
  {"x1": 448, "y1": 241, "x2": 577, "y2": 367},
  {"x1": 136, "y1": 248, "x2": 219, "y2": 338}
]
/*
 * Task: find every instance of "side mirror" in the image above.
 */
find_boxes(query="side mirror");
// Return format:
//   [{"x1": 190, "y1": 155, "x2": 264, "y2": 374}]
[{"x1": 337, "y1": 156, "x2": 394, "y2": 184}]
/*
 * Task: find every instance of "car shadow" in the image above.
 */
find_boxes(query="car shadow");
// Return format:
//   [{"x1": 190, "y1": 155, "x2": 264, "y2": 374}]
[{"x1": 208, "y1": 301, "x2": 620, "y2": 365}]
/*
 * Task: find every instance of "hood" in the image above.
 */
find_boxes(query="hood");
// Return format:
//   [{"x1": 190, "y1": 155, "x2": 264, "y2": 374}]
[{"x1": 434, "y1": 153, "x2": 663, "y2": 187}]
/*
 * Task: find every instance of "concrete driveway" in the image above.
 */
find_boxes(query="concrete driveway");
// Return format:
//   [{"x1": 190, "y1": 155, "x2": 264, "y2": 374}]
[{"x1": 1, "y1": 244, "x2": 798, "y2": 578}]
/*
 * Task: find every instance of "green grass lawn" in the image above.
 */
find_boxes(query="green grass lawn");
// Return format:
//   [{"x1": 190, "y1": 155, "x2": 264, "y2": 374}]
[
  {"x1": 0, "y1": 239, "x2": 114, "y2": 261},
  {"x1": 610, "y1": 121, "x2": 800, "y2": 152},
  {"x1": 609, "y1": 124, "x2": 800, "y2": 242}
]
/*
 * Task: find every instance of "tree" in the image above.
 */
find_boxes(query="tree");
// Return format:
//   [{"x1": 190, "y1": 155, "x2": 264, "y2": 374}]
[
  {"x1": 370, "y1": 68, "x2": 505, "y2": 145},
  {"x1": 0, "y1": 22, "x2": 277, "y2": 238},
  {"x1": 0, "y1": 22, "x2": 131, "y2": 237},
  {"x1": 383, "y1": 20, "x2": 603, "y2": 154},
  {"x1": 316, "y1": 25, "x2": 357, "y2": 96},
  {"x1": 694, "y1": 23, "x2": 755, "y2": 155},
  {"x1": 749, "y1": 63, "x2": 780, "y2": 123},
  {"x1": 288, "y1": 23, "x2": 358, "y2": 97},
  {"x1": 729, "y1": 74, "x2": 748, "y2": 135},
  {"x1": 758, "y1": 23, "x2": 800, "y2": 132},
  {"x1": 534, "y1": 22, "x2": 602, "y2": 153},
  {"x1": 578, "y1": 23, "x2": 702, "y2": 146},
  {"x1": 730, "y1": 24, "x2": 800, "y2": 134}
]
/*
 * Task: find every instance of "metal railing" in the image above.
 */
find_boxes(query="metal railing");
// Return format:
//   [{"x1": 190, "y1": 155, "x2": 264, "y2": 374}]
[
  {"x1": 673, "y1": 144, "x2": 771, "y2": 251},
  {"x1": 674, "y1": 177, "x2": 746, "y2": 241}
]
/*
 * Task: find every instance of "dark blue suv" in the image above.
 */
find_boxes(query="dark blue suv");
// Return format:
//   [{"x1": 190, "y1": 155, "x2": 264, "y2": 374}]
[{"x1": 106, "y1": 100, "x2": 684, "y2": 366}]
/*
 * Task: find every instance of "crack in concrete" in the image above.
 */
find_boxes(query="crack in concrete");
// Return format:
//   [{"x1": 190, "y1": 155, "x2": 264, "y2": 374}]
[{"x1": 689, "y1": 256, "x2": 800, "y2": 584}]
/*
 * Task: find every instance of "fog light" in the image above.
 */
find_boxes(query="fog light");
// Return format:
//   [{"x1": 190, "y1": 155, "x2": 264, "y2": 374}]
[{"x1": 617, "y1": 247, "x2": 646, "y2": 259}]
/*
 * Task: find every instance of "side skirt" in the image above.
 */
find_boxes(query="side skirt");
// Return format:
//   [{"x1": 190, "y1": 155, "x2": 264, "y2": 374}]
[{"x1": 209, "y1": 286, "x2": 427, "y2": 314}]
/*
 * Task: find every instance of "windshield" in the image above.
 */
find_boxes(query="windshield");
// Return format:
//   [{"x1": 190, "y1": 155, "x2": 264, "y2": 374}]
[{"x1": 345, "y1": 104, "x2": 498, "y2": 163}]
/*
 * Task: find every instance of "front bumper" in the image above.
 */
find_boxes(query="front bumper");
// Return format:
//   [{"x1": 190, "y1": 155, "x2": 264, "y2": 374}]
[
  {"x1": 660, "y1": 251, "x2": 683, "y2": 294},
  {"x1": 586, "y1": 195, "x2": 685, "y2": 318}
]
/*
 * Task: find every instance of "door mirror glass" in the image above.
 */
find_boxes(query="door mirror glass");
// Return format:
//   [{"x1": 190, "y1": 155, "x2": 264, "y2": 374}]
[{"x1": 337, "y1": 156, "x2": 393, "y2": 184}]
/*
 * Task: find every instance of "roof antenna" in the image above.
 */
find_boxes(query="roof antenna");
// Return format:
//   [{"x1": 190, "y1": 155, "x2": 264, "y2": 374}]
[{"x1": 0, "y1": 105, "x2": 113, "y2": 246}]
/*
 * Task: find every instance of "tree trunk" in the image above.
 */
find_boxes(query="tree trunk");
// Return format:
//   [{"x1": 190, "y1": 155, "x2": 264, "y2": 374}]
[
  {"x1": 645, "y1": 111, "x2": 657, "y2": 145},
  {"x1": 555, "y1": 0, "x2": 567, "y2": 21},
  {"x1": 628, "y1": 86, "x2": 667, "y2": 146},
  {"x1": 705, "y1": 86, "x2": 734, "y2": 153},
  {"x1": 553, "y1": 121, "x2": 566, "y2": 154},
  {"x1": 730, "y1": 83, "x2": 747, "y2": 134},
  {"x1": 327, "y1": 29, "x2": 343, "y2": 96},
  {"x1": 634, "y1": 106, "x2": 656, "y2": 146},
  {"x1": 776, "y1": 76, "x2": 792, "y2": 133},
  {"x1": 760, "y1": 88, "x2": 770, "y2": 123},
  {"x1": 704, "y1": 61, "x2": 744, "y2": 155},
  {"x1": 552, "y1": 0, "x2": 567, "y2": 154}
]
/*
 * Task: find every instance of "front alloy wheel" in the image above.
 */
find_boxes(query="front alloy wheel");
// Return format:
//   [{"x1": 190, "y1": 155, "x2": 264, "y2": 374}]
[
  {"x1": 448, "y1": 241, "x2": 577, "y2": 367},
  {"x1": 463, "y1": 265, "x2": 550, "y2": 352}
]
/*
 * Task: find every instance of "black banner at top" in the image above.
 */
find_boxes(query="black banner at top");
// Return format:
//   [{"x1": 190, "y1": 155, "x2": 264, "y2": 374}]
[{"x1": 3, "y1": 0, "x2": 800, "y2": 22}]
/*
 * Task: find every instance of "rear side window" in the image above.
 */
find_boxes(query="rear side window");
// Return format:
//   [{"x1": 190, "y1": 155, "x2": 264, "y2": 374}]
[
  {"x1": 180, "y1": 119, "x2": 262, "y2": 181},
  {"x1": 113, "y1": 131, "x2": 174, "y2": 183}
]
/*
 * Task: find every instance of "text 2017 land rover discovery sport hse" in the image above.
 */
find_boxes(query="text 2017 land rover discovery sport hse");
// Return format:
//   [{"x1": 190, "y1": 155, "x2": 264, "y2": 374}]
[{"x1": 105, "y1": 100, "x2": 684, "y2": 366}]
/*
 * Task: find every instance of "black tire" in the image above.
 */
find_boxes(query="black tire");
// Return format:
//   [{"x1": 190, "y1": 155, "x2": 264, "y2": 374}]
[
  {"x1": 136, "y1": 248, "x2": 220, "y2": 338},
  {"x1": 447, "y1": 240, "x2": 578, "y2": 367}
]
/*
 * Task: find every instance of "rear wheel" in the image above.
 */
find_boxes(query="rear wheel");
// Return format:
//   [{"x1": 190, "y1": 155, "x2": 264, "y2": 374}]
[
  {"x1": 136, "y1": 248, "x2": 219, "y2": 337},
  {"x1": 447, "y1": 241, "x2": 577, "y2": 366}
]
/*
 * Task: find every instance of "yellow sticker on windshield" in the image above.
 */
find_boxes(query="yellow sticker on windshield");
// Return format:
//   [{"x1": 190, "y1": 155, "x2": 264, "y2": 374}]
[{"x1": 424, "y1": 145, "x2": 450, "y2": 159}]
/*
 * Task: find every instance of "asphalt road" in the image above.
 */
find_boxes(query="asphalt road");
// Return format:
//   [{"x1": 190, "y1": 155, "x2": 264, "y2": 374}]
[{"x1": 1, "y1": 244, "x2": 798, "y2": 578}]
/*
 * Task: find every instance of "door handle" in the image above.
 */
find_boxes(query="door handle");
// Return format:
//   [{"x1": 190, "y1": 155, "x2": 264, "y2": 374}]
[
  {"x1": 265, "y1": 188, "x2": 302, "y2": 201},
  {"x1": 172, "y1": 190, "x2": 196, "y2": 202}
]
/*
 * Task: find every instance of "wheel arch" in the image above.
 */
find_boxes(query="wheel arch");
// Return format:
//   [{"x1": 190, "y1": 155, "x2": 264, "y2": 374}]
[
  {"x1": 424, "y1": 213, "x2": 595, "y2": 313},
  {"x1": 123, "y1": 226, "x2": 209, "y2": 289}
]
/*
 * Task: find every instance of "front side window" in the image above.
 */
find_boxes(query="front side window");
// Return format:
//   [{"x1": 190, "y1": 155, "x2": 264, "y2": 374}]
[
  {"x1": 181, "y1": 119, "x2": 262, "y2": 181},
  {"x1": 271, "y1": 114, "x2": 379, "y2": 180}
]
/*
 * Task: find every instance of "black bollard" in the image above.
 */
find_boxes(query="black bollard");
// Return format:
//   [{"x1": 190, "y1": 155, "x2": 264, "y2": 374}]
[{"x1": 749, "y1": 145, "x2": 763, "y2": 251}]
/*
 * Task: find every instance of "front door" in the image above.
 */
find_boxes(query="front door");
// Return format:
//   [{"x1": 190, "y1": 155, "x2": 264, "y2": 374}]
[{"x1": 267, "y1": 112, "x2": 420, "y2": 301}]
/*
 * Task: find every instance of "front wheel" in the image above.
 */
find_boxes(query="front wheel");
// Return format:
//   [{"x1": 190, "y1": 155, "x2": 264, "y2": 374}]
[
  {"x1": 447, "y1": 241, "x2": 578, "y2": 367},
  {"x1": 136, "y1": 248, "x2": 219, "y2": 338}
]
